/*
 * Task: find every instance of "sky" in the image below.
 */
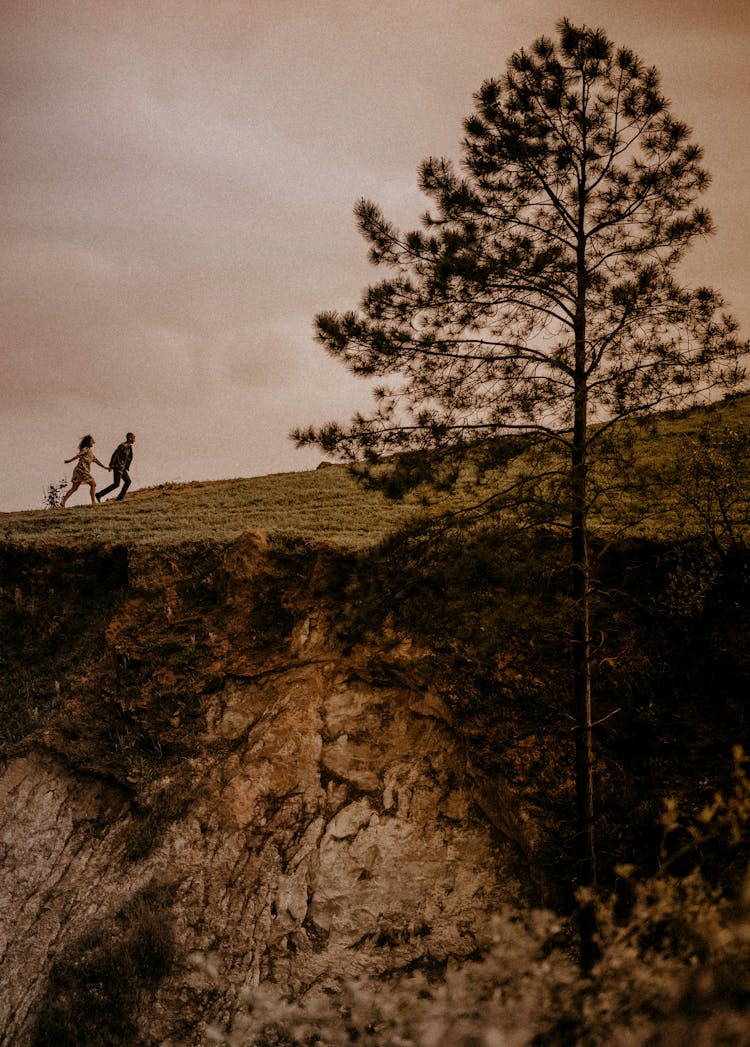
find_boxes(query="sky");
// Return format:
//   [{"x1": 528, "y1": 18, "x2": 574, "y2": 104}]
[{"x1": 1, "y1": 0, "x2": 748, "y2": 512}]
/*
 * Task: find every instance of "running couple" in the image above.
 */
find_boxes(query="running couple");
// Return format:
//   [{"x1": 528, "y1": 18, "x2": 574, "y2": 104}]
[{"x1": 60, "y1": 432, "x2": 135, "y2": 507}]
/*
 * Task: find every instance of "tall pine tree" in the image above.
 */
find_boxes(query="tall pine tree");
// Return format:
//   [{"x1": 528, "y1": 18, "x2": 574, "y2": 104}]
[{"x1": 295, "y1": 19, "x2": 746, "y2": 965}]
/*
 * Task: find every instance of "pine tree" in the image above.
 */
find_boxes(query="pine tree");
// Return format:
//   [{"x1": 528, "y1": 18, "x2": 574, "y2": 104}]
[{"x1": 295, "y1": 19, "x2": 747, "y2": 966}]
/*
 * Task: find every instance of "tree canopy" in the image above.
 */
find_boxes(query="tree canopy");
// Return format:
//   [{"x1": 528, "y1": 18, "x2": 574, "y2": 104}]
[{"x1": 296, "y1": 19, "x2": 745, "y2": 484}]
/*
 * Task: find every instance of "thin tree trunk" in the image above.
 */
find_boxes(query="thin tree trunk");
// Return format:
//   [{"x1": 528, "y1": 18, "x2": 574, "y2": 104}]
[
  {"x1": 573, "y1": 197, "x2": 598, "y2": 968},
  {"x1": 571, "y1": 498, "x2": 598, "y2": 970}
]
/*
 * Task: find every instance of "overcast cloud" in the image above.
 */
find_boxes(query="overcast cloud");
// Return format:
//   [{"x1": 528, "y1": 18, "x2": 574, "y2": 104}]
[{"x1": 1, "y1": 0, "x2": 748, "y2": 510}]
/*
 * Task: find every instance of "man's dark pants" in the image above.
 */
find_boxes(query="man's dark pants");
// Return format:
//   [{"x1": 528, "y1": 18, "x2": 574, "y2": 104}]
[{"x1": 97, "y1": 468, "x2": 131, "y2": 501}]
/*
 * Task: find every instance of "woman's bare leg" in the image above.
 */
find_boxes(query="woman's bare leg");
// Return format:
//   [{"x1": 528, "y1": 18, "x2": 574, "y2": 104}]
[
  {"x1": 89, "y1": 480, "x2": 97, "y2": 505},
  {"x1": 60, "y1": 481, "x2": 80, "y2": 507}
]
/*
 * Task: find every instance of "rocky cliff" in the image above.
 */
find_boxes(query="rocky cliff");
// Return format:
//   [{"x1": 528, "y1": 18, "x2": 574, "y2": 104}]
[{"x1": 0, "y1": 532, "x2": 536, "y2": 1045}]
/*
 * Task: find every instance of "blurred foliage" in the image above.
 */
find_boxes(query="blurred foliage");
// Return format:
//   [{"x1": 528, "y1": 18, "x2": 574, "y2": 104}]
[{"x1": 190, "y1": 757, "x2": 750, "y2": 1046}]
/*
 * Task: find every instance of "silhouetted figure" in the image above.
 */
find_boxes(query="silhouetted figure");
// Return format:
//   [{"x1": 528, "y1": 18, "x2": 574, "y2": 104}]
[
  {"x1": 60, "y1": 435, "x2": 109, "y2": 507},
  {"x1": 97, "y1": 432, "x2": 135, "y2": 502}
]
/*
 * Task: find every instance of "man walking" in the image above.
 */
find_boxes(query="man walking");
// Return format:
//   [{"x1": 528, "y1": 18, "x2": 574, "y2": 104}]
[{"x1": 97, "y1": 432, "x2": 135, "y2": 502}]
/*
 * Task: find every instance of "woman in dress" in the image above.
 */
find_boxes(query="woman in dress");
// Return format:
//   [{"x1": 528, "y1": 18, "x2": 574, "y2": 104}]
[{"x1": 60, "y1": 435, "x2": 110, "y2": 507}]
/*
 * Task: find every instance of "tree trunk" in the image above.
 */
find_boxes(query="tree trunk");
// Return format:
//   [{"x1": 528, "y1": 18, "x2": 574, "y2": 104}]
[
  {"x1": 572, "y1": 203, "x2": 598, "y2": 969},
  {"x1": 571, "y1": 496, "x2": 598, "y2": 970}
]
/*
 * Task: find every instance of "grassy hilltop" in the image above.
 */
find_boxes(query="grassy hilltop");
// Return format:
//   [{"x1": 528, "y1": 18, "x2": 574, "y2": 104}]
[
  {"x1": 3, "y1": 392, "x2": 750, "y2": 550},
  {"x1": 2, "y1": 465, "x2": 419, "y2": 550}
]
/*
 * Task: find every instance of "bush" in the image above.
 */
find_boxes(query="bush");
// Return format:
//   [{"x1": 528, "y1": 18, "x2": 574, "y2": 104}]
[{"x1": 43, "y1": 479, "x2": 68, "y2": 509}]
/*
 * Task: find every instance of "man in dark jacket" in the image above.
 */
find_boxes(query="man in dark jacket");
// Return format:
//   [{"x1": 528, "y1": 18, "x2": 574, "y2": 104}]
[{"x1": 97, "y1": 433, "x2": 135, "y2": 502}]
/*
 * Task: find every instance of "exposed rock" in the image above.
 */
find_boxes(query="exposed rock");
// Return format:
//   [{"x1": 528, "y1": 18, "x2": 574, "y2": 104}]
[{"x1": 0, "y1": 533, "x2": 536, "y2": 1045}]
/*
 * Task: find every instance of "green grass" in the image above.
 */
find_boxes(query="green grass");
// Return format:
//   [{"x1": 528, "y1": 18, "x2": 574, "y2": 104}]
[
  {"x1": 3, "y1": 394, "x2": 749, "y2": 551},
  {"x1": 1, "y1": 465, "x2": 425, "y2": 550}
]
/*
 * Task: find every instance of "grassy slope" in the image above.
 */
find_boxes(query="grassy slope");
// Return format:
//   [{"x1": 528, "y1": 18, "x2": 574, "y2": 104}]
[
  {"x1": 1, "y1": 466, "x2": 422, "y2": 550},
  {"x1": 4, "y1": 393, "x2": 749, "y2": 550}
]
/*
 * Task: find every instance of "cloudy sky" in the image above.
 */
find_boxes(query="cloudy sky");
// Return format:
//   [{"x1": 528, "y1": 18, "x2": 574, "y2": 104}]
[{"x1": 2, "y1": 0, "x2": 748, "y2": 511}]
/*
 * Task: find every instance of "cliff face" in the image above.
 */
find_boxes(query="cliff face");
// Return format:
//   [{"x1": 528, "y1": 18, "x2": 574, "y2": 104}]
[{"x1": 0, "y1": 533, "x2": 533, "y2": 1046}]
